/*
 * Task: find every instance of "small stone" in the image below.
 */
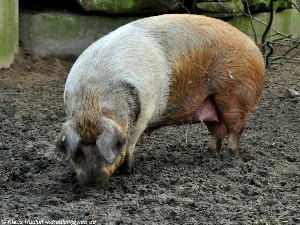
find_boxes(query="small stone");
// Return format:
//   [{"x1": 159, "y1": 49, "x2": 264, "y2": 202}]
[
  {"x1": 20, "y1": 163, "x2": 30, "y2": 173},
  {"x1": 285, "y1": 88, "x2": 300, "y2": 98},
  {"x1": 4, "y1": 202, "x2": 18, "y2": 210}
]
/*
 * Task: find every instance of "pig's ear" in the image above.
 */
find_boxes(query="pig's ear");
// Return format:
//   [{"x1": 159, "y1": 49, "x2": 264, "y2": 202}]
[
  {"x1": 56, "y1": 121, "x2": 80, "y2": 163},
  {"x1": 96, "y1": 124, "x2": 126, "y2": 164}
]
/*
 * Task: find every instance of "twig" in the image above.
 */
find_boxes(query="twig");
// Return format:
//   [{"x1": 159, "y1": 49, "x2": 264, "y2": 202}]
[
  {"x1": 272, "y1": 36, "x2": 300, "y2": 45},
  {"x1": 245, "y1": 0, "x2": 258, "y2": 44},
  {"x1": 192, "y1": 0, "x2": 197, "y2": 14},
  {"x1": 243, "y1": 11, "x2": 292, "y2": 39},
  {"x1": 185, "y1": 126, "x2": 189, "y2": 143},
  {"x1": 180, "y1": 0, "x2": 191, "y2": 14},
  {"x1": 270, "y1": 60, "x2": 300, "y2": 64},
  {"x1": 261, "y1": 0, "x2": 275, "y2": 66},
  {"x1": 271, "y1": 35, "x2": 293, "y2": 42},
  {"x1": 282, "y1": 44, "x2": 299, "y2": 57},
  {"x1": 268, "y1": 41, "x2": 294, "y2": 46},
  {"x1": 285, "y1": 0, "x2": 300, "y2": 12},
  {"x1": 270, "y1": 56, "x2": 300, "y2": 62},
  {"x1": 266, "y1": 42, "x2": 274, "y2": 62}
]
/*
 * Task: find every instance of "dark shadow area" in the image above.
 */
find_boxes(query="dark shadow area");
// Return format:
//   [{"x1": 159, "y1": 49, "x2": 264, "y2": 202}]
[{"x1": 20, "y1": 0, "x2": 84, "y2": 13}]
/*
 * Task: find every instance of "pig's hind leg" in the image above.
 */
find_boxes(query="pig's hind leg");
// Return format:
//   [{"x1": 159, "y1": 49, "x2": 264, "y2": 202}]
[
  {"x1": 214, "y1": 95, "x2": 248, "y2": 159},
  {"x1": 194, "y1": 96, "x2": 227, "y2": 152},
  {"x1": 205, "y1": 121, "x2": 228, "y2": 152}
]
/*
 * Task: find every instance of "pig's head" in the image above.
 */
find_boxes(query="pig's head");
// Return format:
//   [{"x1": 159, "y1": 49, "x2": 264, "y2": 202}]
[{"x1": 56, "y1": 116, "x2": 127, "y2": 185}]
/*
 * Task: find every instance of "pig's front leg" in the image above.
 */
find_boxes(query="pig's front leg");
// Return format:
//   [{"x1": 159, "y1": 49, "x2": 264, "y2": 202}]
[
  {"x1": 117, "y1": 127, "x2": 146, "y2": 174},
  {"x1": 118, "y1": 115, "x2": 151, "y2": 174}
]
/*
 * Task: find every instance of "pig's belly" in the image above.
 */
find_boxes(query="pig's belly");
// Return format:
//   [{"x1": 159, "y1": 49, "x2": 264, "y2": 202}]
[
  {"x1": 183, "y1": 97, "x2": 219, "y2": 124},
  {"x1": 148, "y1": 97, "x2": 219, "y2": 131}
]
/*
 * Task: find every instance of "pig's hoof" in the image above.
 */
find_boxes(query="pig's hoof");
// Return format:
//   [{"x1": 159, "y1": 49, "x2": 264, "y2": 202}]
[
  {"x1": 117, "y1": 164, "x2": 133, "y2": 175},
  {"x1": 205, "y1": 148, "x2": 218, "y2": 157},
  {"x1": 207, "y1": 138, "x2": 222, "y2": 152},
  {"x1": 221, "y1": 149, "x2": 239, "y2": 161}
]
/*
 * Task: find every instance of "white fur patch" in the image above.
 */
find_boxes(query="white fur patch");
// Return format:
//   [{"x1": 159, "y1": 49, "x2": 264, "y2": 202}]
[{"x1": 64, "y1": 23, "x2": 171, "y2": 124}]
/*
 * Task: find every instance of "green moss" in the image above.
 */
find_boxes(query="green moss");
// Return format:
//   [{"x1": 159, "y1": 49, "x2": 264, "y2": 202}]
[
  {"x1": 19, "y1": 12, "x2": 140, "y2": 57},
  {"x1": 0, "y1": 0, "x2": 18, "y2": 68},
  {"x1": 90, "y1": 0, "x2": 136, "y2": 13},
  {"x1": 242, "y1": 0, "x2": 292, "y2": 12},
  {"x1": 40, "y1": 14, "x2": 79, "y2": 39},
  {"x1": 78, "y1": 0, "x2": 180, "y2": 14},
  {"x1": 20, "y1": 13, "x2": 80, "y2": 42},
  {"x1": 127, "y1": 0, "x2": 134, "y2": 9},
  {"x1": 196, "y1": 0, "x2": 244, "y2": 17}
]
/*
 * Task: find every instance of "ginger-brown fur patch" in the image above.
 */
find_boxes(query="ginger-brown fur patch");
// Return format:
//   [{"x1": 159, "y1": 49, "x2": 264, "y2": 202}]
[
  {"x1": 164, "y1": 48, "x2": 217, "y2": 120},
  {"x1": 163, "y1": 15, "x2": 264, "y2": 123},
  {"x1": 73, "y1": 83, "x2": 103, "y2": 143},
  {"x1": 105, "y1": 145, "x2": 127, "y2": 176}
]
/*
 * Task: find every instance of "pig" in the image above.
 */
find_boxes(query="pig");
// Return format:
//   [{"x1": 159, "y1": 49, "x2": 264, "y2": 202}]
[{"x1": 56, "y1": 14, "x2": 264, "y2": 184}]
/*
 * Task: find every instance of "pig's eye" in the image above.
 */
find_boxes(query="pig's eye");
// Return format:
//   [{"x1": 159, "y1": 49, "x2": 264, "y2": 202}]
[
  {"x1": 116, "y1": 133, "x2": 126, "y2": 150},
  {"x1": 116, "y1": 134, "x2": 126, "y2": 149},
  {"x1": 116, "y1": 140, "x2": 123, "y2": 150}
]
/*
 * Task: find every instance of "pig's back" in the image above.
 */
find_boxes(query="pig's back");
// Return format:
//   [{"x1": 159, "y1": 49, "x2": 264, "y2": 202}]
[{"x1": 132, "y1": 14, "x2": 261, "y2": 65}]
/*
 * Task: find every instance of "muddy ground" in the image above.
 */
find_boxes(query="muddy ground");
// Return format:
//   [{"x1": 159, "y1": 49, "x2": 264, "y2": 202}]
[{"x1": 0, "y1": 48, "x2": 299, "y2": 225}]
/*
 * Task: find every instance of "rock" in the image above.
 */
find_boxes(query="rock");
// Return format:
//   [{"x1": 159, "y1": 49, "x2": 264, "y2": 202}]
[
  {"x1": 77, "y1": 0, "x2": 181, "y2": 14},
  {"x1": 19, "y1": 163, "x2": 30, "y2": 173},
  {"x1": 255, "y1": 219, "x2": 270, "y2": 225},
  {"x1": 3, "y1": 201, "x2": 18, "y2": 210},
  {"x1": 195, "y1": 0, "x2": 244, "y2": 17},
  {"x1": 19, "y1": 12, "x2": 141, "y2": 58},
  {"x1": 0, "y1": 0, "x2": 18, "y2": 68},
  {"x1": 285, "y1": 88, "x2": 300, "y2": 98},
  {"x1": 242, "y1": 0, "x2": 293, "y2": 13}
]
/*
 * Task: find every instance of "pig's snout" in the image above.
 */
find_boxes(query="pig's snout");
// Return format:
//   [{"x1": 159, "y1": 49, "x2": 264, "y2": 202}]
[
  {"x1": 71, "y1": 145, "x2": 109, "y2": 185},
  {"x1": 72, "y1": 144, "x2": 127, "y2": 184}
]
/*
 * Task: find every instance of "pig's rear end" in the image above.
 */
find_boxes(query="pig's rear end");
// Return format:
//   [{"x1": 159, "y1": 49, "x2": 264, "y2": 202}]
[{"x1": 136, "y1": 14, "x2": 265, "y2": 156}]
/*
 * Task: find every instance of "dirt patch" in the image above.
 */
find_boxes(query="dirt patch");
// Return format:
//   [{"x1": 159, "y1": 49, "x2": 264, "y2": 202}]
[{"x1": 0, "y1": 48, "x2": 299, "y2": 224}]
